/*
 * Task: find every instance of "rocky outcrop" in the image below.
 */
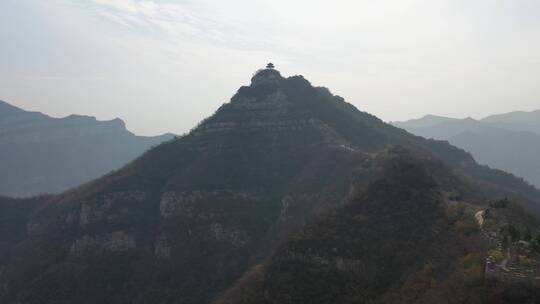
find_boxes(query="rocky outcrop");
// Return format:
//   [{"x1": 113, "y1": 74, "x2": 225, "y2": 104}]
[
  {"x1": 250, "y1": 69, "x2": 283, "y2": 87},
  {"x1": 160, "y1": 191, "x2": 206, "y2": 219},
  {"x1": 79, "y1": 191, "x2": 147, "y2": 228},
  {"x1": 70, "y1": 230, "x2": 136, "y2": 256},
  {"x1": 275, "y1": 249, "x2": 366, "y2": 273},
  {"x1": 193, "y1": 88, "x2": 326, "y2": 137},
  {"x1": 154, "y1": 234, "x2": 172, "y2": 259},
  {"x1": 208, "y1": 222, "x2": 249, "y2": 248},
  {"x1": 159, "y1": 190, "x2": 260, "y2": 220}
]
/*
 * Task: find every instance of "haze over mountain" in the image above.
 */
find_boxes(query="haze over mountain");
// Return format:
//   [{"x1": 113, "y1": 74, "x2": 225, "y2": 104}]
[
  {"x1": 1, "y1": 67, "x2": 539, "y2": 303},
  {"x1": 483, "y1": 110, "x2": 540, "y2": 134},
  {"x1": 393, "y1": 110, "x2": 540, "y2": 188},
  {"x1": 0, "y1": 100, "x2": 174, "y2": 197}
]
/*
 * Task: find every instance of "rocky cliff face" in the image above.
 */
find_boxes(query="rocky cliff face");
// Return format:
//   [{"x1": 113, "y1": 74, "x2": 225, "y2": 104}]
[
  {"x1": 0, "y1": 100, "x2": 174, "y2": 197},
  {"x1": 1, "y1": 69, "x2": 540, "y2": 304}
]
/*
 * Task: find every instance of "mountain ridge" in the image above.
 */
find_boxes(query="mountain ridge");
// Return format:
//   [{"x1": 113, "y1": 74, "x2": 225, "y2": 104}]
[
  {"x1": 0, "y1": 99, "x2": 174, "y2": 197},
  {"x1": 482, "y1": 109, "x2": 540, "y2": 124},
  {"x1": 213, "y1": 155, "x2": 484, "y2": 304},
  {"x1": 393, "y1": 112, "x2": 540, "y2": 188}
]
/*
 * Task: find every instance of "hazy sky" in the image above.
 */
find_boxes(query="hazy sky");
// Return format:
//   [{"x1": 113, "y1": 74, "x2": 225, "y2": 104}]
[{"x1": 1, "y1": 0, "x2": 539, "y2": 135}]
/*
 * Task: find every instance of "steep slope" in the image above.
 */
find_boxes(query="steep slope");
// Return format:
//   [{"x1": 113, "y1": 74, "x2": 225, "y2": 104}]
[
  {"x1": 393, "y1": 115, "x2": 540, "y2": 188},
  {"x1": 1, "y1": 68, "x2": 540, "y2": 304},
  {"x1": 0, "y1": 100, "x2": 173, "y2": 197},
  {"x1": 214, "y1": 157, "x2": 486, "y2": 304}
]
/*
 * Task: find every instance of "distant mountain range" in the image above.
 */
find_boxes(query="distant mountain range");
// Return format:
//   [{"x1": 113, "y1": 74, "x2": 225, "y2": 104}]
[
  {"x1": 0, "y1": 100, "x2": 174, "y2": 197},
  {"x1": 393, "y1": 110, "x2": 540, "y2": 188},
  {"x1": 1, "y1": 68, "x2": 539, "y2": 303},
  {"x1": 483, "y1": 110, "x2": 540, "y2": 134}
]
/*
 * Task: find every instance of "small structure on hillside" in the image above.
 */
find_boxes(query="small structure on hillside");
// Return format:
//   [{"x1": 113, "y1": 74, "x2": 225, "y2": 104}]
[{"x1": 266, "y1": 62, "x2": 275, "y2": 69}]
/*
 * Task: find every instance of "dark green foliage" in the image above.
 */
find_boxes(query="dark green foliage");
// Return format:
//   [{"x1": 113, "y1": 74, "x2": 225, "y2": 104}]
[
  {"x1": 487, "y1": 280, "x2": 540, "y2": 304},
  {"x1": 507, "y1": 225, "x2": 520, "y2": 241},
  {"x1": 215, "y1": 160, "x2": 480, "y2": 304},
  {"x1": 530, "y1": 234, "x2": 540, "y2": 253},
  {"x1": 0, "y1": 196, "x2": 44, "y2": 242},
  {"x1": 491, "y1": 198, "x2": 510, "y2": 208},
  {"x1": 448, "y1": 190, "x2": 463, "y2": 201},
  {"x1": 523, "y1": 227, "x2": 532, "y2": 242}
]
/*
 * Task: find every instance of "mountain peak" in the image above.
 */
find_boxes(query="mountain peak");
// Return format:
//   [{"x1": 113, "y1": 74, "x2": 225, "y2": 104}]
[
  {"x1": 62, "y1": 114, "x2": 127, "y2": 130},
  {"x1": 250, "y1": 67, "x2": 283, "y2": 87}
]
